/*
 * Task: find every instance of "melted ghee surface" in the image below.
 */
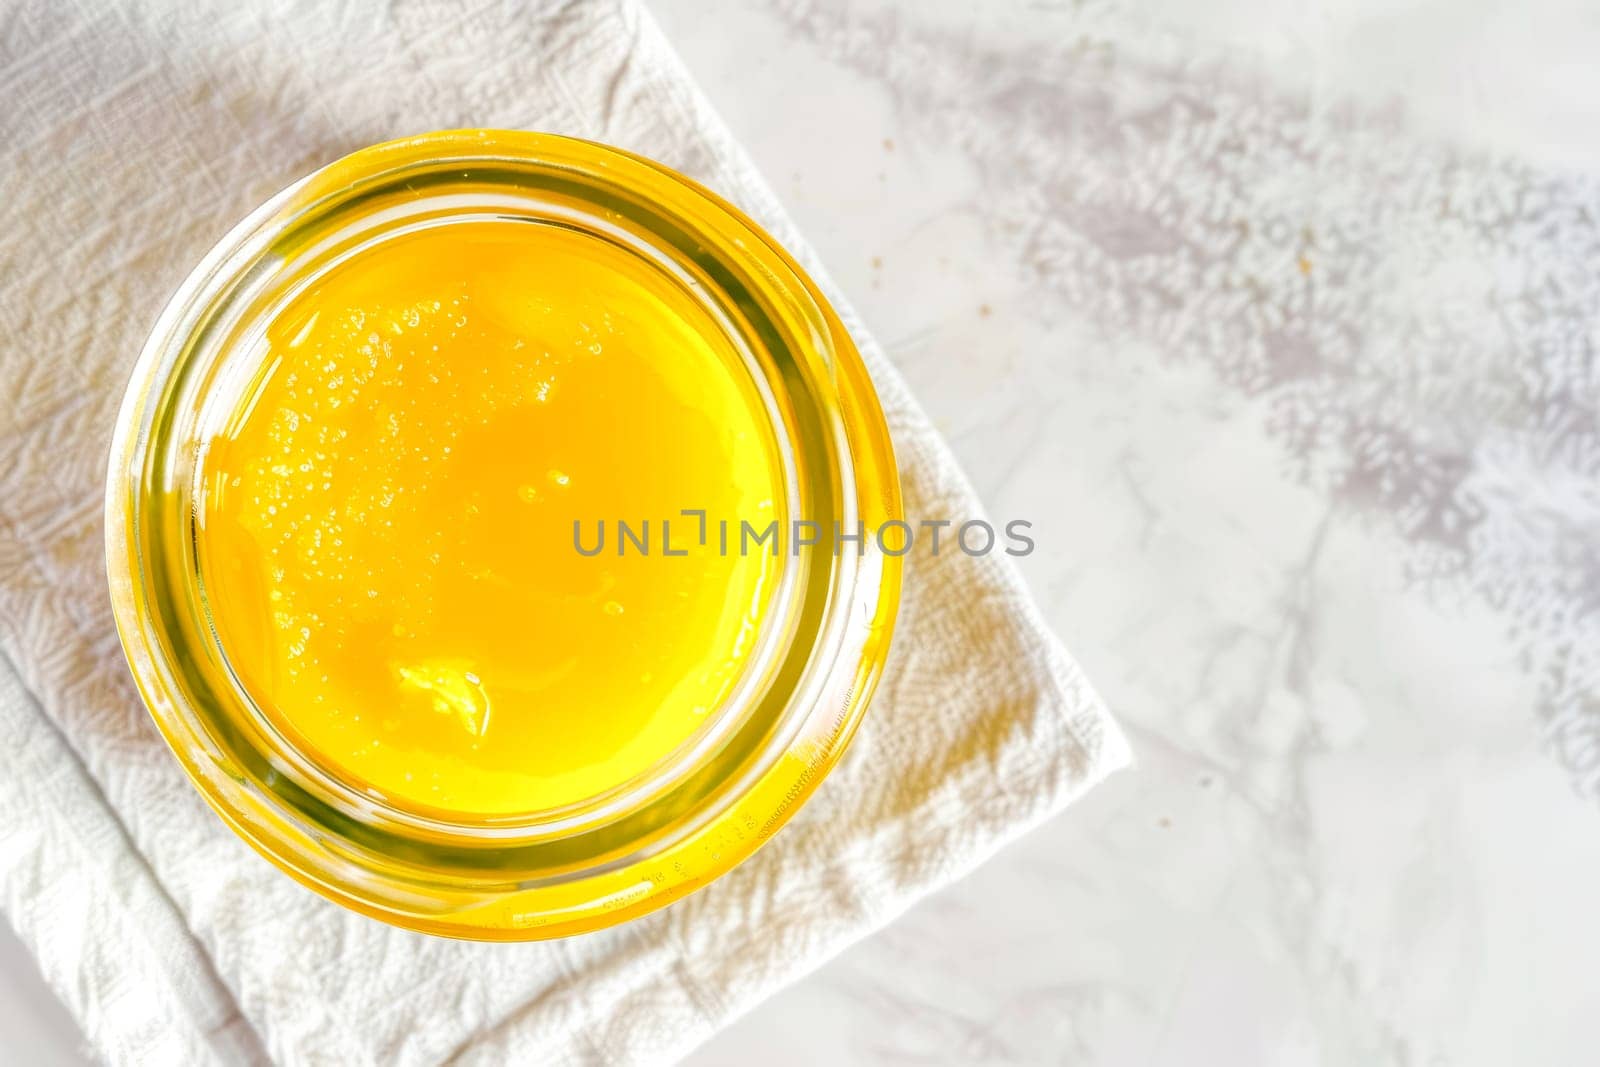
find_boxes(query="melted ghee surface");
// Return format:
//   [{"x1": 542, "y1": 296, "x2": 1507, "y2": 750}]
[{"x1": 197, "y1": 220, "x2": 781, "y2": 818}]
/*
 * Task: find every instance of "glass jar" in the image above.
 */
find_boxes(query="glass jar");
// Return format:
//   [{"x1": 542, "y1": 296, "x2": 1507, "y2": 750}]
[{"x1": 105, "y1": 130, "x2": 901, "y2": 939}]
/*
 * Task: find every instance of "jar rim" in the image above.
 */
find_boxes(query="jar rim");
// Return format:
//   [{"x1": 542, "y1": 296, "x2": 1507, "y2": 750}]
[{"x1": 105, "y1": 130, "x2": 902, "y2": 939}]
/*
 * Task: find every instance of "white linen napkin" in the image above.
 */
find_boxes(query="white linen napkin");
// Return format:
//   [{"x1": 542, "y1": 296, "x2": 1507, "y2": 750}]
[{"x1": 0, "y1": 1, "x2": 1128, "y2": 1063}]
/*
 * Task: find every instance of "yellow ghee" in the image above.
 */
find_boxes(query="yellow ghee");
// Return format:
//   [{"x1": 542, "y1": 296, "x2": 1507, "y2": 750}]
[{"x1": 197, "y1": 219, "x2": 782, "y2": 818}]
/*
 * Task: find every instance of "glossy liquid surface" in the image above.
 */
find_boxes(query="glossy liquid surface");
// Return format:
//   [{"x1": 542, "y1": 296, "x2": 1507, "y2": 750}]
[{"x1": 197, "y1": 220, "x2": 781, "y2": 817}]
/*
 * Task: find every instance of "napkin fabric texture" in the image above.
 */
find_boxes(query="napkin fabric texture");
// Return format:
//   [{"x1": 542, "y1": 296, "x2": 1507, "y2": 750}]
[{"x1": 0, "y1": 1, "x2": 1127, "y2": 1063}]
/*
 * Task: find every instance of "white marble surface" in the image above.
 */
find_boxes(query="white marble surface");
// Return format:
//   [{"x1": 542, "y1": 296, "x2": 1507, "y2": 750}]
[
  {"x1": 0, "y1": 922, "x2": 86, "y2": 1065},
  {"x1": 647, "y1": 1, "x2": 1600, "y2": 1064},
  {"x1": 6, "y1": 0, "x2": 1600, "y2": 1063}
]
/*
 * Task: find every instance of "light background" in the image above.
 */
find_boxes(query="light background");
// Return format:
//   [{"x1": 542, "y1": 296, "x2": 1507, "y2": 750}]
[{"x1": 6, "y1": 0, "x2": 1600, "y2": 1063}]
